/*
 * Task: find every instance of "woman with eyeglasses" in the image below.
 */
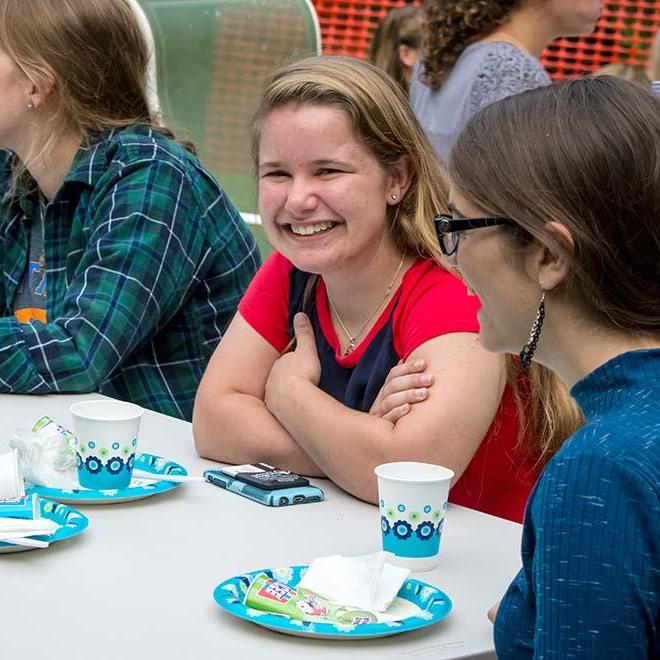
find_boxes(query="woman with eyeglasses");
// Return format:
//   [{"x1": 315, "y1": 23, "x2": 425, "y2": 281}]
[
  {"x1": 411, "y1": 0, "x2": 602, "y2": 163},
  {"x1": 441, "y1": 76, "x2": 660, "y2": 657},
  {"x1": 194, "y1": 55, "x2": 581, "y2": 522}
]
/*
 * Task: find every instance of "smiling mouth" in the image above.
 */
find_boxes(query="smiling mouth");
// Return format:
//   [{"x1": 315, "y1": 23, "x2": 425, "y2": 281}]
[{"x1": 288, "y1": 221, "x2": 338, "y2": 236}]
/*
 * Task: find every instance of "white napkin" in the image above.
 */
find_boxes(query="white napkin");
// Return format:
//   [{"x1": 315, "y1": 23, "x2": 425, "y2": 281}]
[
  {"x1": 10, "y1": 426, "x2": 78, "y2": 489},
  {"x1": 297, "y1": 552, "x2": 410, "y2": 613},
  {"x1": 0, "y1": 517, "x2": 60, "y2": 540}
]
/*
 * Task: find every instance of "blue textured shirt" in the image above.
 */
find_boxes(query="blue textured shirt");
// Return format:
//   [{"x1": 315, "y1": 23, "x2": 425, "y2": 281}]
[{"x1": 495, "y1": 349, "x2": 660, "y2": 658}]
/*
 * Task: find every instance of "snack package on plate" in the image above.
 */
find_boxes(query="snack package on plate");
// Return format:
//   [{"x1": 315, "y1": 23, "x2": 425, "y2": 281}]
[
  {"x1": 9, "y1": 417, "x2": 79, "y2": 489},
  {"x1": 245, "y1": 574, "x2": 378, "y2": 625}
]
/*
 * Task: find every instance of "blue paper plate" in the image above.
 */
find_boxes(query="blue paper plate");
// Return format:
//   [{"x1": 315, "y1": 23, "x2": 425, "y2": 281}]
[
  {"x1": 26, "y1": 453, "x2": 187, "y2": 505},
  {"x1": 0, "y1": 498, "x2": 88, "y2": 553},
  {"x1": 213, "y1": 565, "x2": 452, "y2": 639}
]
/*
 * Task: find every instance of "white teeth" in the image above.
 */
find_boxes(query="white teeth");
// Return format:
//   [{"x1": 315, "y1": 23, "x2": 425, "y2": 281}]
[{"x1": 290, "y1": 222, "x2": 335, "y2": 236}]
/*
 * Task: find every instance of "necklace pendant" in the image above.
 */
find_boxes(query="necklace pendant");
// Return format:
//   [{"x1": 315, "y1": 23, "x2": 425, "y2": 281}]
[{"x1": 344, "y1": 338, "x2": 356, "y2": 355}]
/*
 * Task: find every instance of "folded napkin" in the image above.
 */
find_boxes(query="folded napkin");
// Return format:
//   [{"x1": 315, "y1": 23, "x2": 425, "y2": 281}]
[
  {"x1": 297, "y1": 552, "x2": 410, "y2": 613},
  {"x1": 0, "y1": 517, "x2": 60, "y2": 541}
]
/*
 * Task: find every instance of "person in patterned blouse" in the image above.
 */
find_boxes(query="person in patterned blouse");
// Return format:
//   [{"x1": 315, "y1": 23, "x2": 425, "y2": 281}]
[
  {"x1": 410, "y1": 0, "x2": 603, "y2": 163},
  {"x1": 0, "y1": 0, "x2": 260, "y2": 420}
]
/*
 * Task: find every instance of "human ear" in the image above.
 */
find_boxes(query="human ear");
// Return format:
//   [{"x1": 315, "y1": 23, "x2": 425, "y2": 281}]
[
  {"x1": 524, "y1": 221, "x2": 574, "y2": 291},
  {"x1": 398, "y1": 45, "x2": 420, "y2": 70},
  {"x1": 27, "y1": 75, "x2": 55, "y2": 111},
  {"x1": 387, "y1": 155, "x2": 413, "y2": 205}
]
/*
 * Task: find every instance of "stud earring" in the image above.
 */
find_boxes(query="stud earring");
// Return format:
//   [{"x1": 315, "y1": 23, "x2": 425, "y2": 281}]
[
  {"x1": 390, "y1": 193, "x2": 398, "y2": 201},
  {"x1": 519, "y1": 289, "x2": 546, "y2": 369},
  {"x1": 27, "y1": 100, "x2": 35, "y2": 110}
]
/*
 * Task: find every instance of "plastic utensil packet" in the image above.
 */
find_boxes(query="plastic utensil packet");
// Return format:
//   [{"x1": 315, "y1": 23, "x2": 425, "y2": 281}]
[{"x1": 244, "y1": 573, "x2": 378, "y2": 625}]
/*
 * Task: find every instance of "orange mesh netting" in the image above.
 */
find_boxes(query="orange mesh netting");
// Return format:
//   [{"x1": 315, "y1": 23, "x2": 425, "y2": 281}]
[{"x1": 312, "y1": 0, "x2": 660, "y2": 79}]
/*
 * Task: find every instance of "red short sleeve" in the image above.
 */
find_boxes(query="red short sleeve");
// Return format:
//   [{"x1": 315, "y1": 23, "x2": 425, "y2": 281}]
[
  {"x1": 393, "y1": 260, "x2": 481, "y2": 359},
  {"x1": 238, "y1": 251, "x2": 292, "y2": 352}
]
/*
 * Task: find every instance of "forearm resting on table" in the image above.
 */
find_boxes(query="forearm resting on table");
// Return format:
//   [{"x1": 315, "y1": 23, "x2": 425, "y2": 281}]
[
  {"x1": 267, "y1": 379, "x2": 473, "y2": 504},
  {"x1": 192, "y1": 391, "x2": 325, "y2": 477}
]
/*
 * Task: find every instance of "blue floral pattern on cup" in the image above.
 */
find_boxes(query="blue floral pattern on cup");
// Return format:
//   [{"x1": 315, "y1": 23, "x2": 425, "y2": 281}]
[
  {"x1": 76, "y1": 438, "x2": 138, "y2": 490},
  {"x1": 392, "y1": 520, "x2": 413, "y2": 540},
  {"x1": 380, "y1": 516, "x2": 391, "y2": 536},
  {"x1": 381, "y1": 501, "x2": 445, "y2": 559}
]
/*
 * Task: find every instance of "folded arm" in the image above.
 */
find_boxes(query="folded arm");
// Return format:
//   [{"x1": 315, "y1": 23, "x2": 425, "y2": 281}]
[{"x1": 264, "y1": 314, "x2": 505, "y2": 502}]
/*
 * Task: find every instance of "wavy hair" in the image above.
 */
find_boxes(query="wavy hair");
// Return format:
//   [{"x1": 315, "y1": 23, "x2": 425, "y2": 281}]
[{"x1": 421, "y1": 0, "x2": 521, "y2": 90}]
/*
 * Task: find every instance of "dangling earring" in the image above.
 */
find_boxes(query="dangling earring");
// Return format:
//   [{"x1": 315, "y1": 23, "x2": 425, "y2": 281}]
[{"x1": 519, "y1": 290, "x2": 546, "y2": 369}]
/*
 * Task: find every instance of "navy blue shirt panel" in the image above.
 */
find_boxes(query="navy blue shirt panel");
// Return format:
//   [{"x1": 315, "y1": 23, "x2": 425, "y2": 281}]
[{"x1": 287, "y1": 269, "x2": 400, "y2": 413}]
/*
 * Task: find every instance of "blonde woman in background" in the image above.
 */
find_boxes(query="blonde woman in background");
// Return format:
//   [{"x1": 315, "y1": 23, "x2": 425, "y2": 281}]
[
  {"x1": 194, "y1": 55, "x2": 581, "y2": 521},
  {"x1": 369, "y1": 5, "x2": 424, "y2": 93}
]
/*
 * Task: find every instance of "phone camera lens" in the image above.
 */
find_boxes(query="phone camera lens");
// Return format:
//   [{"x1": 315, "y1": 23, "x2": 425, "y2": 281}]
[{"x1": 279, "y1": 497, "x2": 289, "y2": 505}]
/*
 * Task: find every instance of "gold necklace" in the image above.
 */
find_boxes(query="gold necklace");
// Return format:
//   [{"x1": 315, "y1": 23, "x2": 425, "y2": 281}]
[{"x1": 327, "y1": 254, "x2": 406, "y2": 356}]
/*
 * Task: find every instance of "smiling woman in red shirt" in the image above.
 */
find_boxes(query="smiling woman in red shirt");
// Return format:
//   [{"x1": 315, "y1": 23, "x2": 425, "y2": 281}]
[{"x1": 193, "y1": 56, "x2": 582, "y2": 522}]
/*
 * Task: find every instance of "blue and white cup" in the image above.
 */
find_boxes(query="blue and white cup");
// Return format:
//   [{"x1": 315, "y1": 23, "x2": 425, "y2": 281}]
[
  {"x1": 70, "y1": 400, "x2": 143, "y2": 490},
  {"x1": 374, "y1": 462, "x2": 454, "y2": 572}
]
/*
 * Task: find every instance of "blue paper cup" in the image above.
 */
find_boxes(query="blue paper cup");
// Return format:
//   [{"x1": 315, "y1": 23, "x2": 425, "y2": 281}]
[
  {"x1": 70, "y1": 400, "x2": 143, "y2": 491},
  {"x1": 375, "y1": 462, "x2": 454, "y2": 572}
]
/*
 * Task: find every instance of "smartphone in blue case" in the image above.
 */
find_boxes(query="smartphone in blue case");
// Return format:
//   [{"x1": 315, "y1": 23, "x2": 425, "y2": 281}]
[{"x1": 204, "y1": 469, "x2": 324, "y2": 507}]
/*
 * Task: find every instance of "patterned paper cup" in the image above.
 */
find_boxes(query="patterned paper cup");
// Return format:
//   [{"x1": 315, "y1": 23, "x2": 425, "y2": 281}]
[
  {"x1": 374, "y1": 462, "x2": 454, "y2": 572},
  {"x1": 70, "y1": 400, "x2": 143, "y2": 490}
]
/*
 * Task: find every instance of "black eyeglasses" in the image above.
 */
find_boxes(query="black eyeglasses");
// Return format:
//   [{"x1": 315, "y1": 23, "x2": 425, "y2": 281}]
[{"x1": 434, "y1": 213, "x2": 511, "y2": 257}]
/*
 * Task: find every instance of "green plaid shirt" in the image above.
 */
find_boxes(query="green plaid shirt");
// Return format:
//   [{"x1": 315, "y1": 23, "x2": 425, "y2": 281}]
[{"x1": 0, "y1": 126, "x2": 260, "y2": 420}]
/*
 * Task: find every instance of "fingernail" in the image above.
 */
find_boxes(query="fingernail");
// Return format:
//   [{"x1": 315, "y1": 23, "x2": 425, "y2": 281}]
[
  {"x1": 420, "y1": 374, "x2": 433, "y2": 384},
  {"x1": 415, "y1": 388, "x2": 427, "y2": 397},
  {"x1": 413, "y1": 360, "x2": 424, "y2": 368}
]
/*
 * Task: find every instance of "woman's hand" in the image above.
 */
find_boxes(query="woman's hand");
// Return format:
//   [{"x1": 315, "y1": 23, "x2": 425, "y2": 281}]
[
  {"x1": 265, "y1": 313, "x2": 321, "y2": 413},
  {"x1": 370, "y1": 359, "x2": 434, "y2": 422}
]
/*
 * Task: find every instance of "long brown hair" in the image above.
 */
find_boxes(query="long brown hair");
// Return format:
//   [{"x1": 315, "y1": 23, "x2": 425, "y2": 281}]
[
  {"x1": 369, "y1": 6, "x2": 424, "y2": 93},
  {"x1": 451, "y1": 76, "x2": 660, "y2": 458},
  {"x1": 0, "y1": 0, "x2": 192, "y2": 160},
  {"x1": 421, "y1": 0, "x2": 521, "y2": 90}
]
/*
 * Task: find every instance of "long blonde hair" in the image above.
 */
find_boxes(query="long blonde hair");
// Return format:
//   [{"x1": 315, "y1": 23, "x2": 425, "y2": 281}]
[
  {"x1": 0, "y1": 0, "x2": 191, "y2": 165},
  {"x1": 251, "y1": 55, "x2": 447, "y2": 263}
]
